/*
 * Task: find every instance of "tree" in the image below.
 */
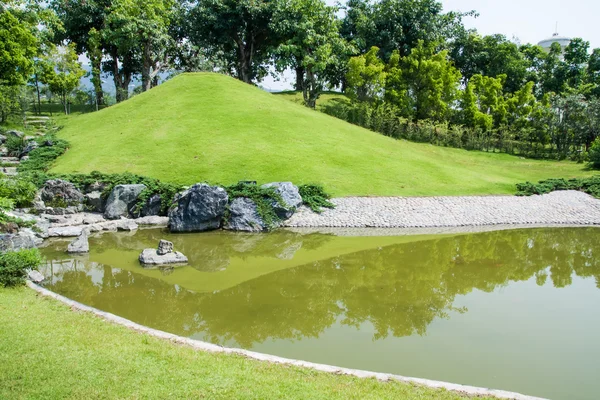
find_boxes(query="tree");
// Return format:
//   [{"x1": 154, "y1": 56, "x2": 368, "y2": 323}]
[
  {"x1": 50, "y1": 0, "x2": 111, "y2": 106},
  {"x1": 562, "y1": 38, "x2": 590, "y2": 89},
  {"x1": 346, "y1": 46, "x2": 387, "y2": 103},
  {"x1": 0, "y1": 7, "x2": 38, "y2": 86},
  {"x1": 274, "y1": 0, "x2": 350, "y2": 108},
  {"x1": 343, "y1": 0, "x2": 474, "y2": 61},
  {"x1": 106, "y1": 0, "x2": 175, "y2": 92},
  {"x1": 588, "y1": 48, "x2": 600, "y2": 98},
  {"x1": 386, "y1": 41, "x2": 461, "y2": 121},
  {"x1": 40, "y1": 44, "x2": 85, "y2": 114},
  {"x1": 539, "y1": 42, "x2": 568, "y2": 95},
  {"x1": 449, "y1": 33, "x2": 528, "y2": 93},
  {"x1": 188, "y1": 0, "x2": 282, "y2": 84}
]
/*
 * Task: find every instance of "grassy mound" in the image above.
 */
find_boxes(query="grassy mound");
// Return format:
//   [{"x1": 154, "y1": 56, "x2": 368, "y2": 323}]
[{"x1": 52, "y1": 73, "x2": 592, "y2": 196}]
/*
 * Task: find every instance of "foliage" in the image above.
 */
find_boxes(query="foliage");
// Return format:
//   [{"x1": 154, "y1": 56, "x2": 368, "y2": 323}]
[
  {"x1": 298, "y1": 184, "x2": 334, "y2": 213},
  {"x1": 342, "y1": 0, "x2": 474, "y2": 60},
  {"x1": 0, "y1": 7, "x2": 38, "y2": 86},
  {"x1": 5, "y1": 135, "x2": 26, "y2": 157},
  {"x1": 274, "y1": 0, "x2": 350, "y2": 108},
  {"x1": 0, "y1": 177, "x2": 37, "y2": 208},
  {"x1": 188, "y1": 0, "x2": 282, "y2": 83},
  {"x1": 18, "y1": 135, "x2": 69, "y2": 177},
  {"x1": 516, "y1": 176, "x2": 600, "y2": 199},
  {"x1": 346, "y1": 46, "x2": 386, "y2": 103},
  {"x1": 224, "y1": 182, "x2": 285, "y2": 229},
  {"x1": 0, "y1": 85, "x2": 24, "y2": 123},
  {"x1": 589, "y1": 138, "x2": 600, "y2": 169},
  {"x1": 0, "y1": 249, "x2": 42, "y2": 287},
  {"x1": 386, "y1": 41, "x2": 462, "y2": 122},
  {"x1": 39, "y1": 43, "x2": 85, "y2": 115}
]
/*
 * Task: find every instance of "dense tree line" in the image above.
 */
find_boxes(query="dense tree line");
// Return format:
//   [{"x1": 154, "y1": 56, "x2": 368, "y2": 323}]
[{"x1": 1, "y1": 0, "x2": 600, "y2": 163}]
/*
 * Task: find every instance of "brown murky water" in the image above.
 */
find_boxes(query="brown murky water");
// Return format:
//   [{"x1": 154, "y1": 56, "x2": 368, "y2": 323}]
[{"x1": 40, "y1": 227, "x2": 600, "y2": 400}]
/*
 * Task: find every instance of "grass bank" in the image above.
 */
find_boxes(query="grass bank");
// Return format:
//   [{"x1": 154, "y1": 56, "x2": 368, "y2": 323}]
[
  {"x1": 0, "y1": 287, "x2": 484, "y2": 399},
  {"x1": 52, "y1": 73, "x2": 592, "y2": 197}
]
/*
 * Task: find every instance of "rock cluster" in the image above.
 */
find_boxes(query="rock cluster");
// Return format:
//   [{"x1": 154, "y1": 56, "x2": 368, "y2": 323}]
[
  {"x1": 169, "y1": 181, "x2": 303, "y2": 233},
  {"x1": 139, "y1": 240, "x2": 188, "y2": 266}
]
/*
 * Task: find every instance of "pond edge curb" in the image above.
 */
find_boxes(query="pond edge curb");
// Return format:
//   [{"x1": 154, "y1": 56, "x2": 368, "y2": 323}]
[{"x1": 26, "y1": 281, "x2": 548, "y2": 400}]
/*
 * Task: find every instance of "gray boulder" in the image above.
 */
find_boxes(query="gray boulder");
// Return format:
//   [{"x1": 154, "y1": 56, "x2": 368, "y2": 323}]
[
  {"x1": 224, "y1": 198, "x2": 267, "y2": 232},
  {"x1": 141, "y1": 194, "x2": 162, "y2": 216},
  {"x1": 6, "y1": 130, "x2": 24, "y2": 138},
  {"x1": 261, "y1": 182, "x2": 302, "y2": 219},
  {"x1": 168, "y1": 184, "x2": 228, "y2": 232},
  {"x1": 41, "y1": 180, "x2": 84, "y2": 206},
  {"x1": 104, "y1": 184, "x2": 146, "y2": 220},
  {"x1": 139, "y1": 249, "x2": 188, "y2": 266},
  {"x1": 0, "y1": 232, "x2": 38, "y2": 251},
  {"x1": 22, "y1": 141, "x2": 39, "y2": 155},
  {"x1": 84, "y1": 191, "x2": 105, "y2": 213},
  {"x1": 67, "y1": 232, "x2": 89, "y2": 254},
  {"x1": 0, "y1": 134, "x2": 6, "y2": 144}
]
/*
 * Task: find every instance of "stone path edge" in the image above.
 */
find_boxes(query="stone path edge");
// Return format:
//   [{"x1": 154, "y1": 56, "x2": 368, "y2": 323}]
[{"x1": 26, "y1": 281, "x2": 547, "y2": 400}]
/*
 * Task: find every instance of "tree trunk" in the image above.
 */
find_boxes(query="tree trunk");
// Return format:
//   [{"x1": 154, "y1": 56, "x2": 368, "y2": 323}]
[
  {"x1": 91, "y1": 57, "x2": 104, "y2": 106},
  {"x1": 234, "y1": 34, "x2": 254, "y2": 84},
  {"x1": 34, "y1": 73, "x2": 41, "y2": 115},
  {"x1": 141, "y1": 41, "x2": 152, "y2": 92},
  {"x1": 302, "y1": 69, "x2": 318, "y2": 109},
  {"x1": 294, "y1": 66, "x2": 305, "y2": 91},
  {"x1": 111, "y1": 51, "x2": 131, "y2": 103}
]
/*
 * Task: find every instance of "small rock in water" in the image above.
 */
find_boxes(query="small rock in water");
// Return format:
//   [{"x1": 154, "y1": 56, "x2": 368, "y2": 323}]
[
  {"x1": 140, "y1": 240, "x2": 187, "y2": 266},
  {"x1": 139, "y1": 249, "x2": 188, "y2": 266},
  {"x1": 27, "y1": 270, "x2": 44, "y2": 283},
  {"x1": 67, "y1": 231, "x2": 89, "y2": 253},
  {"x1": 157, "y1": 240, "x2": 173, "y2": 255}
]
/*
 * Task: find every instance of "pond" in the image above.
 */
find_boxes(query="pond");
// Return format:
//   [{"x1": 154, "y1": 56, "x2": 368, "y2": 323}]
[{"x1": 39, "y1": 227, "x2": 600, "y2": 400}]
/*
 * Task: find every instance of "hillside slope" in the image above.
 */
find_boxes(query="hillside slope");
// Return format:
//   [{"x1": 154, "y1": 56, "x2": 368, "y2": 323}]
[{"x1": 52, "y1": 73, "x2": 592, "y2": 196}]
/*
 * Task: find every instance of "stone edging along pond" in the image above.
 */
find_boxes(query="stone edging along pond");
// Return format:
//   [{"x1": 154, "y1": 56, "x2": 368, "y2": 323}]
[{"x1": 26, "y1": 281, "x2": 547, "y2": 400}]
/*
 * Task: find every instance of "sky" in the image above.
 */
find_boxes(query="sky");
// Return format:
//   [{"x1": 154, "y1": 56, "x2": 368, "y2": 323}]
[{"x1": 262, "y1": 0, "x2": 600, "y2": 90}]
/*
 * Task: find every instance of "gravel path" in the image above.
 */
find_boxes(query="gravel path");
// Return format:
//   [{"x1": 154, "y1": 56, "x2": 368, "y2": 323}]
[{"x1": 284, "y1": 191, "x2": 600, "y2": 228}]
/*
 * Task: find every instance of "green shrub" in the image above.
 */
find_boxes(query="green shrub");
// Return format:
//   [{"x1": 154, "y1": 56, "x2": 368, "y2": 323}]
[
  {"x1": 0, "y1": 248, "x2": 42, "y2": 287},
  {"x1": 516, "y1": 176, "x2": 600, "y2": 198},
  {"x1": 0, "y1": 177, "x2": 37, "y2": 208},
  {"x1": 5, "y1": 136, "x2": 26, "y2": 157},
  {"x1": 298, "y1": 184, "x2": 334, "y2": 213},
  {"x1": 225, "y1": 182, "x2": 285, "y2": 229},
  {"x1": 589, "y1": 138, "x2": 600, "y2": 169}
]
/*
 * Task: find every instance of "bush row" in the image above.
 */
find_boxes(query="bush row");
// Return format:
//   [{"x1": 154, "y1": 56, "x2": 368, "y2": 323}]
[
  {"x1": 322, "y1": 100, "x2": 596, "y2": 163},
  {"x1": 516, "y1": 177, "x2": 600, "y2": 198}
]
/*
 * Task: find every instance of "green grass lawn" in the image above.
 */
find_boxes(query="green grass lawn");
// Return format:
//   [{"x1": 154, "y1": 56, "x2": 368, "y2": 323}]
[
  {"x1": 51, "y1": 72, "x2": 594, "y2": 197},
  {"x1": 0, "y1": 287, "x2": 485, "y2": 399}
]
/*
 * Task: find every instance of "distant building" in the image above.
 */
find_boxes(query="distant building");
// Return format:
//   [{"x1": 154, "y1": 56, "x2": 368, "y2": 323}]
[{"x1": 538, "y1": 32, "x2": 571, "y2": 59}]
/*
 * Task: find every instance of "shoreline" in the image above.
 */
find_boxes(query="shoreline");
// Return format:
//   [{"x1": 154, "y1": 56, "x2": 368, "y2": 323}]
[
  {"x1": 26, "y1": 281, "x2": 547, "y2": 400},
  {"x1": 285, "y1": 190, "x2": 600, "y2": 229}
]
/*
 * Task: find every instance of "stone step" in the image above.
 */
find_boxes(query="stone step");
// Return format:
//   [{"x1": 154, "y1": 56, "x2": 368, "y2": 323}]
[{"x1": 1, "y1": 167, "x2": 18, "y2": 176}]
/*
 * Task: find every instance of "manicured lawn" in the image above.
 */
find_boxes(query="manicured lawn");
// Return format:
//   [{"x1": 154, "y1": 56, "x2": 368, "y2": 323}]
[
  {"x1": 0, "y1": 287, "x2": 483, "y2": 399},
  {"x1": 52, "y1": 73, "x2": 594, "y2": 197}
]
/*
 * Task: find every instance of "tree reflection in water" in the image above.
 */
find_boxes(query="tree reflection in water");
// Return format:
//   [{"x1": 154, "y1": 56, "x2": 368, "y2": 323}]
[{"x1": 43, "y1": 228, "x2": 600, "y2": 348}]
